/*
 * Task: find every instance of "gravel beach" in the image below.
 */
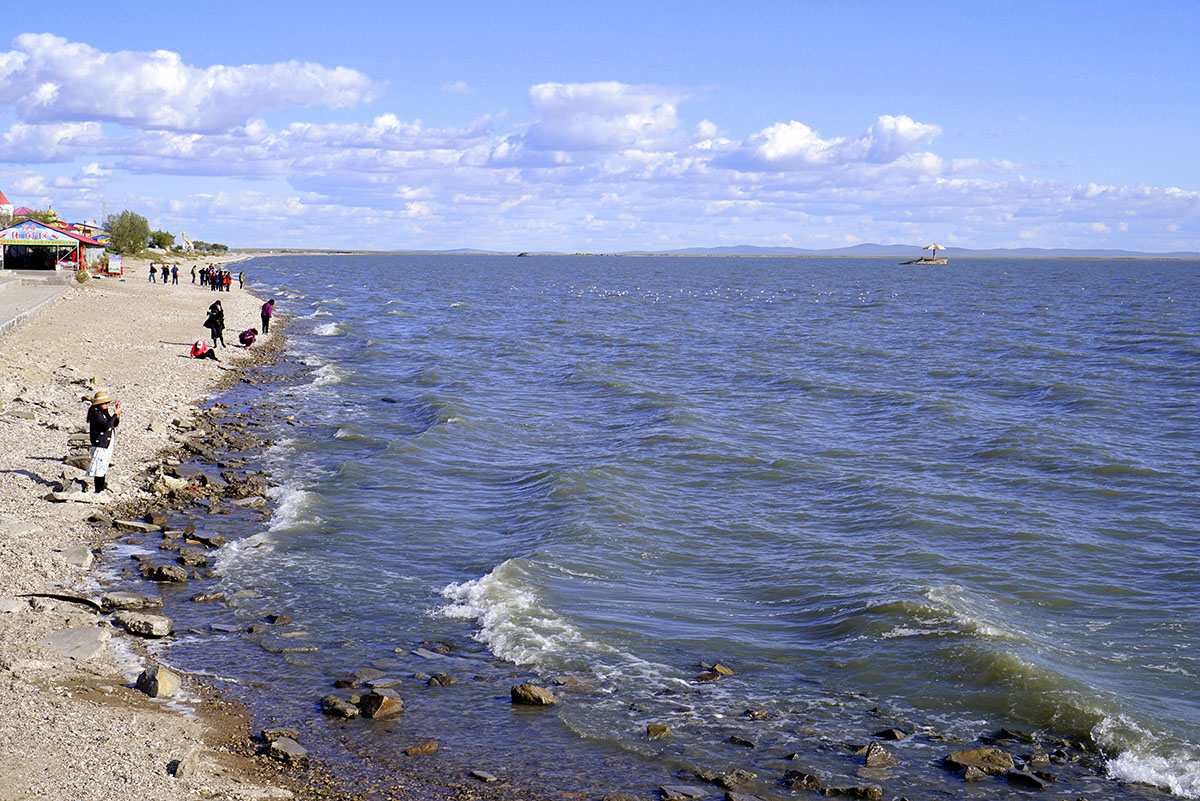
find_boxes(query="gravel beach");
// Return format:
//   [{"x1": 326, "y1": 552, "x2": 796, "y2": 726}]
[{"x1": 0, "y1": 255, "x2": 305, "y2": 801}]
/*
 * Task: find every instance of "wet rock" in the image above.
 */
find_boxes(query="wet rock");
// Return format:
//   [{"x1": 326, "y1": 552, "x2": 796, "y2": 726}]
[
  {"x1": 725, "y1": 793, "x2": 765, "y2": 801},
  {"x1": 364, "y1": 677, "x2": 403, "y2": 689},
  {"x1": 266, "y1": 614, "x2": 291, "y2": 625},
  {"x1": 136, "y1": 665, "x2": 181, "y2": 697},
  {"x1": 783, "y1": 770, "x2": 821, "y2": 791},
  {"x1": 334, "y1": 667, "x2": 386, "y2": 688},
  {"x1": 404, "y1": 741, "x2": 438, "y2": 756},
  {"x1": 175, "y1": 550, "x2": 208, "y2": 567},
  {"x1": 511, "y1": 683, "x2": 557, "y2": 706},
  {"x1": 996, "y1": 727, "x2": 1035, "y2": 743},
  {"x1": 116, "y1": 519, "x2": 161, "y2": 533},
  {"x1": 715, "y1": 769, "x2": 757, "y2": 789},
  {"x1": 268, "y1": 737, "x2": 308, "y2": 766},
  {"x1": 944, "y1": 747, "x2": 1015, "y2": 776},
  {"x1": 1006, "y1": 770, "x2": 1048, "y2": 790},
  {"x1": 962, "y1": 766, "x2": 988, "y2": 782},
  {"x1": 194, "y1": 533, "x2": 228, "y2": 548},
  {"x1": 101, "y1": 592, "x2": 163, "y2": 611},
  {"x1": 139, "y1": 563, "x2": 188, "y2": 582},
  {"x1": 146, "y1": 510, "x2": 168, "y2": 526},
  {"x1": 744, "y1": 708, "x2": 769, "y2": 720},
  {"x1": 863, "y1": 741, "x2": 897, "y2": 767},
  {"x1": 647, "y1": 723, "x2": 672, "y2": 740},
  {"x1": 211, "y1": 623, "x2": 242, "y2": 633},
  {"x1": 262, "y1": 727, "x2": 300, "y2": 743},
  {"x1": 115, "y1": 611, "x2": 172, "y2": 638},
  {"x1": 320, "y1": 695, "x2": 360, "y2": 719},
  {"x1": 660, "y1": 785, "x2": 707, "y2": 801},
  {"x1": 728, "y1": 734, "x2": 756, "y2": 748},
  {"x1": 872, "y1": 727, "x2": 908, "y2": 740},
  {"x1": 357, "y1": 689, "x2": 404, "y2": 718},
  {"x1": 427, "y1": 672, "x2": 455, "y2": 687},
  {"x1": 470, "y1": 770, "x2": 500, "y2": 783},
  {"x1": 694, "y1": 671, "x2": 722, "y2": 682},
  {"x1": 825, "y1": 787, "x2": 882, "y2": 801},
  {"x1": 190, "y1": 591, "x2": 226, "y2": 603}
]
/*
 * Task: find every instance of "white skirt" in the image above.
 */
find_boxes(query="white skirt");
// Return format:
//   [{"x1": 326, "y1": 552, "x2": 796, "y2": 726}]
[{"x1": 86, "y1": 445, "x2": 113, "y2": 478}]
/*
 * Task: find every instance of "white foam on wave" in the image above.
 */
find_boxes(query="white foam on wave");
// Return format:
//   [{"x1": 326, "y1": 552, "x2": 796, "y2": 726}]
[
  {"x1": 922, "y1": 584, "x2": 1023, "y2": 641},
  {"x1": 313, "y1": 322, "x2": 342, "y2": 336},
  {"x1": 314, "y1": 363, "x2": 343, "y2": 386},
  {"x1": 437, "y1": 559, "x2": 688, "y2": 690},
  {"x1": 1096, "y1": 716, "x2": 1200, "y2": 797}
]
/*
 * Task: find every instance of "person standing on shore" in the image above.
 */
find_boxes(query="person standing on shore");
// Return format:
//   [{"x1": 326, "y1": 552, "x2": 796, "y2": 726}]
[
  {"x1": 238, "y1": 271, "x2": 245, "y2": 289},
  {"x1": 261, "y1": 299, "x2": 274, "y2": 334},
  {"x1": 172, "y1": 265, "x2": 179, "y2": 285},
  {"x1": 148, "y1": 264, "x2": 157, "y2": 283},
  {"x1": 191, "y1": 264, "x2": 197, "y2": 284},
  {"x1": 223, "y1": 270, "x2": 232, "y2": 292},
  {"x1": 84, "y1": 390, "x2": 121, "y2": 499},
  {"x1": 205, "y1": 300, "x2": 226, "y2": 347}
]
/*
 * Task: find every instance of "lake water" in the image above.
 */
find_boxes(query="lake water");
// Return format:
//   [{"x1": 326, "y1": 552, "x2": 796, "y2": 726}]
[{"x1": 165, "y1": 254, "x2": 1199, "y2": 798}]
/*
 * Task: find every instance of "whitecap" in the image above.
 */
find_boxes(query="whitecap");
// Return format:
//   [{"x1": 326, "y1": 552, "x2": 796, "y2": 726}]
[{"x1": 313, "y1": 322, "x2": 342, "y2": 336}]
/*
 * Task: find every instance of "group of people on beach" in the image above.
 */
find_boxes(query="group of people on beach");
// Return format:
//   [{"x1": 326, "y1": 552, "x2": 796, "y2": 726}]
[
  {"x1": 199, "y1": 265, "x2": 242, "y2": 291},
  {"x1": 194, "y1": 298, "x2": 275, "y2": 360},
  {"x1": 147, "y1": 263, "x2": 245, "y2": 290}
]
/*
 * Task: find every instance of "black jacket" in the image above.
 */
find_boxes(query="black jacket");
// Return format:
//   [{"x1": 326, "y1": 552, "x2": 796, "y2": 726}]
[{"x1": 88, "y1": 405, "x2": 120, "y2": 448}]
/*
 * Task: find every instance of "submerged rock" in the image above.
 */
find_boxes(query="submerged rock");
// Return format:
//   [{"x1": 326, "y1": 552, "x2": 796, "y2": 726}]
[
  {"x1": 405, "y1": 741, "x2": 438, "y2": 756},
  {"x1": 357, "y1": 689, "x2": 403, "y2": 718},
  {"x1": 647, "y1": 723, "x2": 672, "y2": 740},
  {"x1": 320, "y1": 695, "x2": 360, "y2": 719}
]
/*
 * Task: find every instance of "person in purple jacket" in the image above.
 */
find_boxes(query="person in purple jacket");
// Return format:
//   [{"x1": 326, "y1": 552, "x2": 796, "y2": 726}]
[{"x1": 261, "y1": 299, "x2": 275, "y2": 334}]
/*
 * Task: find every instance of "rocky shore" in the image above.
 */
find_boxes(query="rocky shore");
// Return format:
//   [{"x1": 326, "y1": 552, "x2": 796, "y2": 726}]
[{"x1": 0, "y1": 255, "x2": 328, "y2": 801}]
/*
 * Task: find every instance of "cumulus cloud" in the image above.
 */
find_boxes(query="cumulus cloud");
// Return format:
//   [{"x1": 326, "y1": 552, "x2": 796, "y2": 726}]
[
  {"x1": 721, "y1": 114, "x2": 941, "y2": 172},
  {"x1": 0, "y1": 33, "x2": 377, "y2": 133},
  {"x1": 1, "y1": 121, "x2": 103, "y2": 162},
  {"x1": 524, "y1": 82, "x2": 686, "y2": 151}
]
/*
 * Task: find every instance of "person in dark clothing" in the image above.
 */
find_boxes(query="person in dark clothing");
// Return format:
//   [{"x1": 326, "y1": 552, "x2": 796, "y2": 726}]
[
  {"x1": 205, "y1": 300, "x2": 226, "y2": 347},
  {"x1": 84, "y1": 390, "x2": 121, "y2": 497},
  {"x1": 238, "y1": 327, "x2": 258, "y2": 348}
]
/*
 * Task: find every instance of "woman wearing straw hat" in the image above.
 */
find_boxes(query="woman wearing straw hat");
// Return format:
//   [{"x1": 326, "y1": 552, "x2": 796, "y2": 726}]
[{"x1": 85, "y1": 390, "x2": 121, "y2": 499}]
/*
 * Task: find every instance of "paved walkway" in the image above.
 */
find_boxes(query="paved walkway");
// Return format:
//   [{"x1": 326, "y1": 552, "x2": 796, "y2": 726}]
[{"x1": 0, "y1": 279, "x2": 72, "y2": 340}]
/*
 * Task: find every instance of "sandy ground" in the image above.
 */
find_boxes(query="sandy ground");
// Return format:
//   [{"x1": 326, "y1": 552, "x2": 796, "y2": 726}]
[{"x1": 0, "y1": 254, "x2": 302, "y2": 800}]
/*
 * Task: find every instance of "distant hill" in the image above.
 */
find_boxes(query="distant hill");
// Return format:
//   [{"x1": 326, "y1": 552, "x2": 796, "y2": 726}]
[{"x1": 633, "y1": 243, "x2": 1198, "y2": 259}]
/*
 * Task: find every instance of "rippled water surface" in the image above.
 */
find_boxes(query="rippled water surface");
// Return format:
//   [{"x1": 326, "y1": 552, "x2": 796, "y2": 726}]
[{"x1": 188, "y1": 255, "x2": 1198, "y2": 797}]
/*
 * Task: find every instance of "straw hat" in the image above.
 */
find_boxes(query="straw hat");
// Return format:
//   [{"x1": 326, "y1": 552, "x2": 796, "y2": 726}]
[{"x1": 89, "y1": 390, "x2": 113, "y2": 406}]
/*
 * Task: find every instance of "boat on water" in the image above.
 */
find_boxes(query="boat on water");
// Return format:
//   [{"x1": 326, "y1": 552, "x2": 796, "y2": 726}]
[{"x1": 901, "y1": 243, "x2": 948, "y2": 265}]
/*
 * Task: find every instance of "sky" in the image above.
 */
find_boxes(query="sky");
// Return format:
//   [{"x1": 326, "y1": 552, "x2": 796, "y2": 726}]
[{"x1": 1, "y1": 0, "x2": 1198, "y2": 253}]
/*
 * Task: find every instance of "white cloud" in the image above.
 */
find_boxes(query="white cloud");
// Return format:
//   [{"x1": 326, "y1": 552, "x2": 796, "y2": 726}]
[
  {"x1": 0, "y1": 34, "x2": 377, "y2": 133},
  {"x1": 525, "y1": 82, "x2": 686, "y2": 151},
  {"x1": 442, "y1": 80, "x2": 470, "y2": 94},
  {"x1": 1, "y1": 121, "x2": 103, "y2": 162}
]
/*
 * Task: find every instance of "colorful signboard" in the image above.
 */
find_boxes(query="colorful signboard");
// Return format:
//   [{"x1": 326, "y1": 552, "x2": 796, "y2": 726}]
[
  {"x1": 106, "y1": 254, "x2": 123, "y2": 275},
  {"x1": 0, "y1": 220, "x2": 78, "y2": 246}
]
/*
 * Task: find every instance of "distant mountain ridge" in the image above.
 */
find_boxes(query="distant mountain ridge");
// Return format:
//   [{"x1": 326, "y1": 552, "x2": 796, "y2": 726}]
[{"x1": 630, "y1": 243, "x2": 1198, "y2": 259}]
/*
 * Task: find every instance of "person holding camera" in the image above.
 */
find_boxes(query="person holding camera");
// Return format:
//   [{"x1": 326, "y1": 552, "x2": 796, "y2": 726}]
[{"x1": 84, "y1": 390, "x2": 121, "y2": 499}]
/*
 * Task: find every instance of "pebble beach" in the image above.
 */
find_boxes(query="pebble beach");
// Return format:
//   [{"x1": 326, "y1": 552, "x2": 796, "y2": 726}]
[{"x1": 0, "y1": 255, "x2": 305, "y2": 801}]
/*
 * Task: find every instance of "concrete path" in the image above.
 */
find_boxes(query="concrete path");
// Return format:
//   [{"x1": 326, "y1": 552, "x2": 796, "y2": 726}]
[{"x1": 0, "y1": 282, "x2": 71, "y2": 340}]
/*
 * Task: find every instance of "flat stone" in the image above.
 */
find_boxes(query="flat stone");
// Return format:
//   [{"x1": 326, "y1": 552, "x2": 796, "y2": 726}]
[
  {"x1": 139, "y1": 563, "x2": 188, "y2": 582},
  {"x1": 404, "y1": 741, "x2": 438, "y2": 756},
  {"x1": 136, "y1": 665, "x2": 181, "y2": 697},
  {"x1": 62, "y1": 545, "x2": 95, "y2": 569},
  {"x1": 660, "y1": 785, "x2": 707, "y2": 801},
  {"x1": 1006, "y1": 770, "x2": 1049, "y2": 790},
  {"x1": 116, "y1": 519, "x2": 161, "y2": 533},
  {"x1": 101, "y1": 592, "x2": 163, "y2": 611},
  {"x1": 268, "y1": 737, "x2": 308, "y2": 766},
  {"x1": 38, "y1": 626, "x2": 111, "y2": 660},
  {"x1": 190, "y1": 591, "x2": 226, "y2": 603},
  {"x1": 726, "y1": 793, "x2": 766, "y2": 801},
  {"x1": 511, "y1": 683, "x2": 557, "y2": 706},
  {"x1": 334, "y1": 667, "x2": 385, "y2": 688},
  {"x1": 0, "y1": 599, "x2": 24, "y2": 614},
  {"x1": 412, "y1": 647, "x2": 446, "y2": 659},
  {"x1": 115, "y1": 611, "x2": 172, "y2": 638},
  {"x1": 470, "y1": 770, "x2": 500, "y2": 783},
  {"x1": 211, "y1": 623, "x2": 242, "y2": 633}
]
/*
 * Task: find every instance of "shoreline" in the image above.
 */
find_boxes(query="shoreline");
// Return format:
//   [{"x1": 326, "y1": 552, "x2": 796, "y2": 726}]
[{"x1": 0, "y1": 253, "x2": 328, "y2": 801}]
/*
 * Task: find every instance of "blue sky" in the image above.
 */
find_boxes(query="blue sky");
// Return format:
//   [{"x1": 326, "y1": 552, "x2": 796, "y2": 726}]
[{"x1": 1, "y1": 0, "x2": 1197, "y2": 252}]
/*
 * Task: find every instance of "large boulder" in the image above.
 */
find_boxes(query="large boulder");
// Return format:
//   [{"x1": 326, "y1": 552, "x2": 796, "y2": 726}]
[
  {"x1": 944, "y1": 747, "x2": 1015, "y2": 776},
  {"x1": 136, "y1": 665, "x2": 181, "y2": 697},
  {"x1": 511, "y1": 683, "x2": 557, "y2": 706}
]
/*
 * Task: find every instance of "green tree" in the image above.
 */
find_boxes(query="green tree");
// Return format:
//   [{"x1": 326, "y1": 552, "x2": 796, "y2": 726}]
[
  {"x1": 104, "y1": 210, "x2": 151, "y2": 255},
  {"x1": 150, "y1": 229, "x2": 175, "y2": 249}
]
